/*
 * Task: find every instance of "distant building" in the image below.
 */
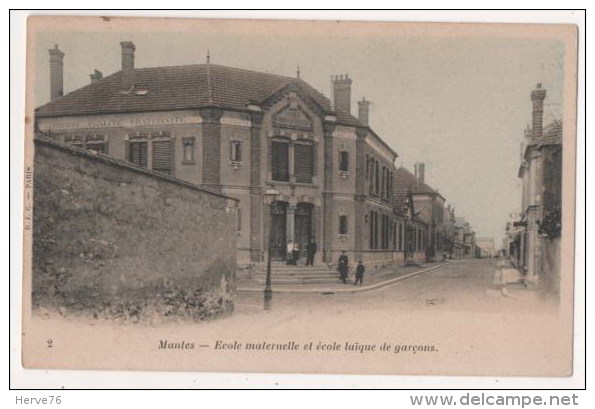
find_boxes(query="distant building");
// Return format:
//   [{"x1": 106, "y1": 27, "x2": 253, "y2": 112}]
[
  {"x1": 393, "y1": 168, "x2": 429, "y2": 264},
  {"x1": 474, "y1": 237, "x2": 496, "y2": 258},
  {"x1": 514, "y1": 84, "x2": 562, "y2": 293},
  {"x1": 394, "y1": 164, "x2": 446, "y2": 262},
  {"x1": 442, "y1": 204, "x2": 457, "y2": 259},
  {"x1": 454, "y1": 217, "x2": 476, "y2": 259}
]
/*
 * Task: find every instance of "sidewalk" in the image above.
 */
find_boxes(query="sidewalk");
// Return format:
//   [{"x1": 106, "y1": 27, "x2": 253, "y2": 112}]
[
  {"x1": 237, "y1": 260, "x2": 454, "y2": 294},
  {"x1": 493, "y1": 259, "x2": 558, "y2": 303}
]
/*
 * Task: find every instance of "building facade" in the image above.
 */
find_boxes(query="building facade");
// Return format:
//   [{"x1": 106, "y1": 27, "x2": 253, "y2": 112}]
[
  {"x1": 514, "y1": 84, "x2": 562, "y2": 293},
  {"x1": 394, "y1": 164, "x2": 446, "y2": 262},
  {"x1": 35, "y1": 41, "x2": 406, "y2": 268}
]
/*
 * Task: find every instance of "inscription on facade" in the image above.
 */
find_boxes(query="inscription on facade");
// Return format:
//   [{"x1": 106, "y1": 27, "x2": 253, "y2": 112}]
[{"x1": 40, "y1": 113, "x2": 200, "y2": 131}]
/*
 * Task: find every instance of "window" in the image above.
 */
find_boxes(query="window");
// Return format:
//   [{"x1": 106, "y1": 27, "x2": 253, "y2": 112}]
[
  {"x1": 369, "y1": 210, "x2": 380, "y2": 250},
  {"x1": 67, "y1": 134, "x2": 107, "y2": 154},
  {"x1": 388, "y1": 171, "x2": 393, "y2": 199},
  {"x1": 182, "y1": 137, "x2": 195, "y2": 163},
  {"x1": 294, "y1": 143, "x2": 314, "y2": 183},
  {"x1": 152, "y1": 139, "x2": 174, "y2": 175},
  {"x1": 412, "y1": 227, "x2": 418, "y2": 251},
  {"x1": 381, "y1": 166, "x2": 386, "y2": 199},
  {"x1": 398, "y1": 223, "x2": 403, "y2": 251},
  {"x1": 385, "y1": 216, "x2": 390, "y2": 249},
  {"x1": 236, "y1": 208, "x2": 242, "y2": 235},
  {"x1": 369, "y1": 211, "x2": 374, "y2": 249},
  {"x1": 271, "y1": 141, "x2": 290, "y2": 182},
  {"x1": 128, "y1": 140, "x2": 148, "y2": 168},
  {"x1": 374, "y1": 161, "x2": 380, "y2": 196},
  {"x1": 368, "y1": 158, "x2": 374, "y2": 194},
  {"x1": 86, "y1": 141, "x2": 107, "y2": 153},
  {"x1": 127, "y1": 132, "x2": 174, "y2": 174},
  {"x1": 339, "y1": 151, "x2": 349, "y2": 172},
  {"x1": 339, "y1": 215, "x2": 348, "y2": 235},
  {"x1": 230, "y1": 140, "x2": 242, "y2": 162}
]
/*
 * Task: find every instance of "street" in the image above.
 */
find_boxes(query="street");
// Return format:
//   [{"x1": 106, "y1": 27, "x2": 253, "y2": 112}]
[
  {"x1": 235, "y1": 258, "x2": 557, "y2": 315},
  {"x1": 26, "y1": 258, "x2": 570, "y2": 376}
]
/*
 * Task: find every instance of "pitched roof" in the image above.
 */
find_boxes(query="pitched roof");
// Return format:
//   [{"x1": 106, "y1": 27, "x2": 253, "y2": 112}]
[
  {"x1": 35, "y1": 63, "x2": 362, "y2": 127},
  {"x1": 393, "y1": 167, "x2": 413, "y2": 213},
  {"x1": 519, "y1": 119, "x2": 563, "y2": 176},
  {"x1": 394, "y1": 166, "x2": 440, "y2": 197},
  {"x1": 538, "y1": 119, "x2": 563, "y2": 147}
]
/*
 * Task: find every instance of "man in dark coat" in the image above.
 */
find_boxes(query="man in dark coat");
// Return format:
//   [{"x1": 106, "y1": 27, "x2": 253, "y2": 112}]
[
  {"x1": 306, "y1": 239, "x2": 317, "y2": 266},
  {"x1": 354, "y1": 260, "x2": 365, "y2": 286},
  {"x1": 338, "y1": 251, "x2": 349, "y2": 284}
]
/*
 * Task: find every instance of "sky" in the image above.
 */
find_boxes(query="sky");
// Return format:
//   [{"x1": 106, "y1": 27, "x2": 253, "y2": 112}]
[{"x1": 31, "y1": 17, "x2": 569, "y2": 245}]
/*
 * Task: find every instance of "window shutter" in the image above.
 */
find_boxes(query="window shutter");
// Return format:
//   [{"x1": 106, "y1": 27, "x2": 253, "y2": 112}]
[
  {"x1": 294, "y1": 143, "x2": 313, "y2": 183},
  {"x1": 153, "y1": 139, "x2": 174, "y2": 175},
  {"x1": 128, "y1": 141, "x2": 148, "y2": 168},
  {"x1": 339, "y1": 215, "x2": 348, "y2": 235},
  {"x1": 271, "y1": 142, "x2": 289, "y2": 181}
]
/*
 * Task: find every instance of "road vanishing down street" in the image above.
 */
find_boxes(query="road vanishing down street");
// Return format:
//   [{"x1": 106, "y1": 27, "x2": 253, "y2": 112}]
[{"x1": 234, "y1": 258, "x2": 557, "y2": 315}]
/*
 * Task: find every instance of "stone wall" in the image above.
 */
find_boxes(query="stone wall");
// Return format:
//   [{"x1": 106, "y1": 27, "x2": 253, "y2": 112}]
[{"x1": 32, "y1": 137, "x2": 237, "y2": 322}]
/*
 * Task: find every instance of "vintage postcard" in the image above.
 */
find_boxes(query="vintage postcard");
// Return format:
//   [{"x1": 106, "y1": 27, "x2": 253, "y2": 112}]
[{"x1": 20, "y1": 14, "x2": 578, "y2": 380}]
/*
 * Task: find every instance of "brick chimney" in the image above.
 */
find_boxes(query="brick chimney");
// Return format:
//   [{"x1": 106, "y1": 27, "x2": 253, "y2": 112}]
[
  {"x1": 89, "y1": 69, "x2": 103, "y2": 84},
  {"x1": 48, "y1": 45, "x2": 64, "y2": 101},
  {"x1": 414, "y1": 162, "x2": 425, "y2": 182},
  {"x1": 120, "y1": 41, "x2": 135, "y2": 88},
  {"x1": 331, "y1": 74, "x2": 352, "y2": 114},
  {"x1": 358, "y1": 97, "x2": 371, "y2": 126},
  {"x1": 530, "y1": 83, "x2": 547, "y2": 138}
]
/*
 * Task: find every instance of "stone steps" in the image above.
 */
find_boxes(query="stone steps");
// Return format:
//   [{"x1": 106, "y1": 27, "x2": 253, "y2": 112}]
[{"x1": 254, "y1": 263, "x2": 341, "y2": 285}]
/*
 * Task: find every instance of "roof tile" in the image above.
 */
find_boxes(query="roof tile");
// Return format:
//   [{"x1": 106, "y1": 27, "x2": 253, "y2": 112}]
[{"x1": 35, "y1": 63, "x2": 364, "y2": 128}]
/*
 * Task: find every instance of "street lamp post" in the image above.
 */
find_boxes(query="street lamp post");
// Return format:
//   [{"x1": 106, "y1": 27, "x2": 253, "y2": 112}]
[{"x1": 263, "y1": 187, "x2": 280, "y2": 310}]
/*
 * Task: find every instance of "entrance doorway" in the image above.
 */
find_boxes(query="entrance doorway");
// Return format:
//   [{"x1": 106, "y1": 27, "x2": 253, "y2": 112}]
[
  {"x1": 294, "y1": 203, "x2": 313, "y2": 256},
  {"x1": 270, "y1": 201, "x2": 287, "y2": 261}
]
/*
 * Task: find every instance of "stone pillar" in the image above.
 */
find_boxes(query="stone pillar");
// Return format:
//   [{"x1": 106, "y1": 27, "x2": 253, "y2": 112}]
[
  {"x1": 288, "y1": 141, "x2": 296, "y2": 183},
  {"x1": 200, "y1": 107, "x2": 224, "y2": 190},
  {"x1": 287, "y1": 203, "x2": 296, "y2": 243},
  {"x1": 322, "y1": 119, "x2": 336, "y2": 263},
  {"x1": 354, "y1": 127, "x2": 367, "y2": 261},
  {"x1": 249, "y1": 110, "x2": 264, "y2": 262},
  {"x1": 314, "y1": 205, "x2": 322, "y2": 264}
]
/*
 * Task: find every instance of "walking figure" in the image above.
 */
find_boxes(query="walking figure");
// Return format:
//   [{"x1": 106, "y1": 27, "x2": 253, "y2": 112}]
[
  {"x1": 354, "y1": 260, "x2": 365, "y2": 286},
  {"x1": 338, "y1": 251, "x2": 349, "y2": 284},
  {"x1": 306, "y1": 239, "x2": 317, "y2": 266},
  {"x1": 292, "y1": 242, "x2": 300, "y2": 265},
  {"x1": 286, "y1": 240, "x2": 295, "y2": 265}
]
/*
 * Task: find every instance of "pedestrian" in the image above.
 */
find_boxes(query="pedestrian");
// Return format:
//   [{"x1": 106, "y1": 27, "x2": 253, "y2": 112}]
[
  {"x1": 338, "y1": 250, "x2": 349, "y2": 284},
  {"x1": 354, "y1": 260, "x2": 365, "y2": 286},
  {"x1": 292, "y1": 242, "x2": 300, "y2": 265},
  {"x1": 286, "y1": 240, "x2": 294, "y2": 265},
  {"x1": 306, "y1": 239, "x2": 317, "y2": 266}
]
